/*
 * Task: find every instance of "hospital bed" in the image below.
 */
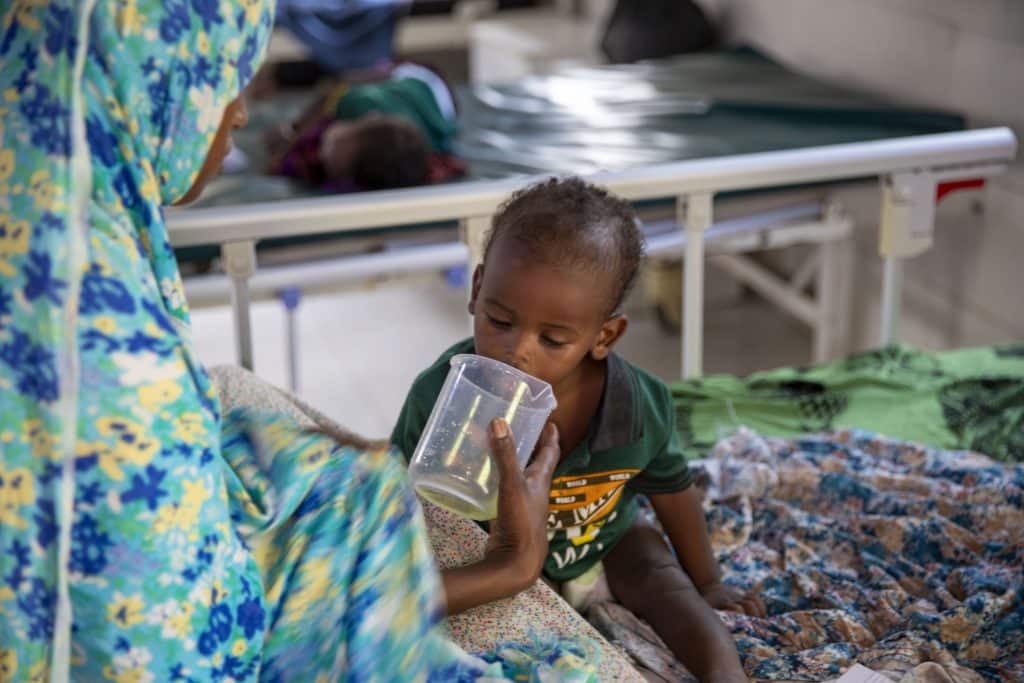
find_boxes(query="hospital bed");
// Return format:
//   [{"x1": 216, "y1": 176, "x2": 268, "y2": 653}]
[
  {"x1": 168, "y1": 50, "x2": 1018, "y2": 389},
  {"x1": 174, "y1": 50, "x2": 1021, "y2": 680}
]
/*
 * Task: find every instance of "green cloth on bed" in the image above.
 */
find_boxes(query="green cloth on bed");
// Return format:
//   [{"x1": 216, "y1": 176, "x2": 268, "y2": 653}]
[{"x1": 672, "y1": 343, "x2": 1024, "y2": 462}]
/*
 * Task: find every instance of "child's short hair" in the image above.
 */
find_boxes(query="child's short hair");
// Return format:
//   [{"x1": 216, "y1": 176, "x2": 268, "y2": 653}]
[
  {"x1": 483, "y1": 177, "x2": 645, "y2": 316},
  {"x1": 351, "y1": 117, "x2": 429, "y2": 190}
]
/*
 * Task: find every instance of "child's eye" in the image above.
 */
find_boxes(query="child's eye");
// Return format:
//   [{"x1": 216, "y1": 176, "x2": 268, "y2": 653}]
[
  {"x1": 486, "y1": 314, "x2": 511, "y2": 329},
  {"x1": 541, "y1": 336, "x2": 568, "y2": 348}
]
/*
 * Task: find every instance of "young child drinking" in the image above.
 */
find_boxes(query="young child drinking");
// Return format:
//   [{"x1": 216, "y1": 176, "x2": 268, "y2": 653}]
[{"x1": 392, "y1": 177, "x2": 762, "y2": 682}]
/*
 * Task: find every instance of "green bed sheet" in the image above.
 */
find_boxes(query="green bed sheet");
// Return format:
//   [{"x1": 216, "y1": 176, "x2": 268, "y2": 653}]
[{"x1": 672, "y1": 343, "x2": 1024, "y2": 463}]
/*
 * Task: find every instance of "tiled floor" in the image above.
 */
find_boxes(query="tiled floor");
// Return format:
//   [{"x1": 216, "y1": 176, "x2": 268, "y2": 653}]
[{"x1": 190, "y1": 265, "x2": 811, "y2": 439}]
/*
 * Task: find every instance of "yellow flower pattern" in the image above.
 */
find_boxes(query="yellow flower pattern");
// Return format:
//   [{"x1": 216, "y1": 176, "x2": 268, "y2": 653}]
[
  {"x1": 94, "y1": 316, "x2": 118, "y2": 334},
  {"x1": 0, "y1": 463, "x2": 35, "y2": 529},
  {"x1": 86, "y1": 418, "x2": 160, "y2": 480},
  {"x1": 137, "y1": 378, "x2": 183, "y2": 409},
  {"x1": 27, "y1": 169, "x2": 58, "y2": 211},
  {"x1": 116, "y1": 0, "x2": 145, "y2": 36},
  {"x1": 107, "y1": 593, "x2": 146, "y2": 629},
  {"x1": 171, "y1": 411, "x2": 207, "y2": 444},
  {"x1": 24, "y1": 419, "x2": 59, "y2": 459},
  {"x1": 3, "y1": 0, "x2": 45, "y2": 32},
  {"x1": 153, "y1": 479, "x2": 210, "y2": 535},
  {"x1": 0, "y1": 213, "x2": 29, "y2": 277},
  {"x1": 165, "y1": 602, "x2": 194, "y2": 639},
  {"x1": 0, "y1": 148, "x2": 13, "y2": 187},
  {"x1": 26, "y1": 659, "x2": 47, "y2": 683},
  {"x1": 0, "y1": 648, "x2": 16, "y2": 683}
]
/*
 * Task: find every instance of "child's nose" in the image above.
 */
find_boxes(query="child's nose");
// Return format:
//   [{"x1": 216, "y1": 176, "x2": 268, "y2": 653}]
[{"x1": 505, "y1": 335, "x2": 532, "y2": 371}]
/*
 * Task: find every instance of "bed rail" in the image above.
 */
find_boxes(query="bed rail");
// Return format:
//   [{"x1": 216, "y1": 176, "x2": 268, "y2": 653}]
[{"x1": 167, "y1": 127, "x2": 1017, "y2": 378}]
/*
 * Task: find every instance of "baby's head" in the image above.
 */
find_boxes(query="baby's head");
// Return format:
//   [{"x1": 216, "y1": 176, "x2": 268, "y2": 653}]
[
  {"x1": 469, "y1": 177, "x2": 645, "y2": 390},
  {"x1": 319, "y1": 114, "x2": 429, "y2": 190}
]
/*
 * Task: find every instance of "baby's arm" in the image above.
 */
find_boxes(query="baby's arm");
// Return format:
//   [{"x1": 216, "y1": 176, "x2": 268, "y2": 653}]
[{"x1": 649, "y1": 488, "x2": 765, "y2": 616}]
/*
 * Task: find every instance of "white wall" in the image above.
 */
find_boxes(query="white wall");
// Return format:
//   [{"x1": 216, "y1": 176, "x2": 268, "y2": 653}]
[
  {"x1": 696, "y1": 0, "x2": 1024, "y2": 350},
  {"x1": 468, "y1": 1, "x2": 614, "y2": 82}
]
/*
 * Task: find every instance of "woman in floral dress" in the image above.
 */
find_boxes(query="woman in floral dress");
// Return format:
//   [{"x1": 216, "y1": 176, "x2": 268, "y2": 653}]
[{"x1": 0, "y1": 2, "x2": 533, "y2": 681}]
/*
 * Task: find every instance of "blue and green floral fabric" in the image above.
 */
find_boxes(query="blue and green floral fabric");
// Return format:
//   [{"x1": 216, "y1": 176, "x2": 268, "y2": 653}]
[{"x1": 0, "y1": 3, "x2": 601, "y2": 681}]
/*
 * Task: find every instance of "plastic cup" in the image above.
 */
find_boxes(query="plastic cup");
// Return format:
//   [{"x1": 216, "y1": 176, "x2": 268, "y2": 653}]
[{"x1": 408, "y1": 354, "x2": 557, "y2": 520}]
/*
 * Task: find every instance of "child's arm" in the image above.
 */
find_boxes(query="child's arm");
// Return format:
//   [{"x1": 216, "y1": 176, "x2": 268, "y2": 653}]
[
  {"x1": 442, "y1": 419, "x2": 560, "y2": 616},
  {"x1": 649, "y1": 487, "x2": 765, "y2": 616},
  {"x1": 604, "y1": 516, "x2": 748, "y2": 683}
]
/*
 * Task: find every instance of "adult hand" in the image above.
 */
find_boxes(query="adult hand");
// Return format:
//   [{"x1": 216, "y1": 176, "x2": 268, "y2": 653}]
[
  {"x1": 700, "y1": 581, "x2": 766, "y2": 618},
  {"x1": 484, "y1": 418, "x2": 560, "y2": 590}
]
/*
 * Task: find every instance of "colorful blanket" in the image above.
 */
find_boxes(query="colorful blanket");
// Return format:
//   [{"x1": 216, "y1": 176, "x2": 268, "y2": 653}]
[
  {"x1": 672, "y1": 344, "x2": 1024, "y2": 463},
  {"x1": 590, "y1": 429, "x2": 1024, "y2": 682}
]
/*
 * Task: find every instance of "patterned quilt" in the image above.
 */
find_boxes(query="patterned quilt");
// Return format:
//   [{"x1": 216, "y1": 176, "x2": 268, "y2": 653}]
[{"x1": 591, "y1": 429, "x2": 1023, "y2": 682}]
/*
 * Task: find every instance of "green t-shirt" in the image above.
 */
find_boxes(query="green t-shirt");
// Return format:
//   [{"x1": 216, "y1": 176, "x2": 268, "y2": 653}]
[
  {"x1": 391, "y1": 339, "x2": 693, "y2": 582},
  {"x1": 335, "y1": 77, "x2": 456, "y2": 153}
]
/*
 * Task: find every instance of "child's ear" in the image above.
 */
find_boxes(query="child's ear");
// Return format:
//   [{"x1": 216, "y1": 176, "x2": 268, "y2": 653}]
[
  {"x1": 590, "y1": 315, "x2": 628, "y2": 361},
  {"x1": 467, "y1": 264, "x2": 484, "y2": 315}
]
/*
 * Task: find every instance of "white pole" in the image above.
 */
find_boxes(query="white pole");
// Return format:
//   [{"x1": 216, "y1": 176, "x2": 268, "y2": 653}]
[
  {"x1": 815, "y1": 239, "x2": 840, "y2": 362},
  {"x1": 222, "y1": 241, "x2": 257, "y2": 370},
  {"x1": 184, "y1": 240, "x2": 470, "y2": 307},
  {"x1": 230, "y1": 278, "x2": 254, "y2": 371},
  {"x1": 682, "y1": 192, "x2": 713, "y2": 378},
  {"x1": 461, "y1": 215, "x2": 491, "y2": 274},
  {"x1": 880, "y1": 256, "x2": 904, "y2": 345},
  {"x1": 461, "y1": 215, "x2": 490, "y2": 333},
  {"x1": 286, "y1": 306, "x2": 297, "y2": 390},
  {"x1": 280, "y1": 287, "x2": 302, "y2": 393}
]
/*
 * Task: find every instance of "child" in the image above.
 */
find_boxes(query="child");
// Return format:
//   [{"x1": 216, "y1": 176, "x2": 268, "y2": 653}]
[
  {"x1": 264, "y1": 62, "x2": 464, "y2": 191},
  {"x1": 392, "y1": 177, "x2": 762, "y2": 682}
]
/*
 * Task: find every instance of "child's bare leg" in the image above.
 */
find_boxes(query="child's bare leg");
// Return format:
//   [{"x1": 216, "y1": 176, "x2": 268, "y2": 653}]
[{"x1": 604, "y1": 517, "x2": 747, "y2": 683}]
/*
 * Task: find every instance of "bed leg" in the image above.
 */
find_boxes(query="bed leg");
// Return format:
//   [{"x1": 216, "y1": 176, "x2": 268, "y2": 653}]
[
  {"x1": 681, "y1": 192, "x2": 713, "y2": 379},
  {"x1": 460, "y1": 214, "x2": 490, "y2": 332},
  {"x1": 281, "y1": 287, "x2": 302, "y2": 393},
  {"x1": 814, "y1": 202, "x2": 854, "y2": 361},
  {"x1": 880, "y1": 257, "x2": 904, "y2": 346},
  {"x1": 222, "y1": 240, "x2": 257, "y2": 372},
  {"x1": 877, "y1": 172, "x2": 937, "y2": 347},
  {"x1": 815, "y1": 242, "x2": 839, "y2": 363}
]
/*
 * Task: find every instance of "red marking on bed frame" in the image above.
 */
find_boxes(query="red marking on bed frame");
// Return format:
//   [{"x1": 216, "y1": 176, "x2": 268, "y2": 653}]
[{"x1": 936, "y1": 178, "x2": 986, "y2": 202}]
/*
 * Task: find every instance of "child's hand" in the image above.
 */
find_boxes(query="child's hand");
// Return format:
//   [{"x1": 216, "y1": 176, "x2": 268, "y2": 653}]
[
  {"x1": 484, "y1": 418, "x2": 560, "y2": 590},
  {"x1": 700, "y1": 581, "x2": 766, "y2": 617}
]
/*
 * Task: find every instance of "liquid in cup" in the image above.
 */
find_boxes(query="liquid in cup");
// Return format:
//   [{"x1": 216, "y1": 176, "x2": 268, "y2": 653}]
[{"x1": 408, "y1": 354, "x2": 557, "y2": 520}]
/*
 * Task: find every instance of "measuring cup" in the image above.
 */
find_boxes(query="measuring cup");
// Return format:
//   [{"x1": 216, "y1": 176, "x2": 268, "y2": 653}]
[{"x1": 408, "y1": 354, "x2": 557, "y2": 520}]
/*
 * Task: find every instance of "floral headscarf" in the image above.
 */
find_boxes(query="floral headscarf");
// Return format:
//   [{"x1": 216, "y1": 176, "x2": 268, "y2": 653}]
[{"x1": 0, "y1": 0, "x2": 273, "y2": 678}]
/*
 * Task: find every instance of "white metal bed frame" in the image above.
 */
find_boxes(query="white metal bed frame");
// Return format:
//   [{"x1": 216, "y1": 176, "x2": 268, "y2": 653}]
[
  {"x1": 180, "y1": 198, "x2": 854, "y2": 386},
  {"x1": 168, "y1": 127, "x2": 1017, "y2": 381}
]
